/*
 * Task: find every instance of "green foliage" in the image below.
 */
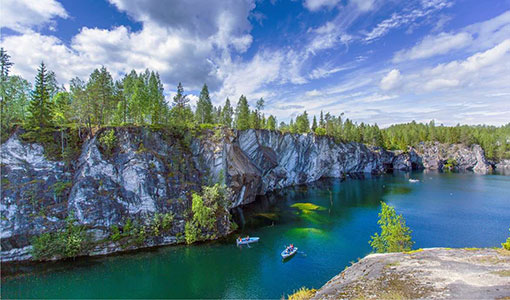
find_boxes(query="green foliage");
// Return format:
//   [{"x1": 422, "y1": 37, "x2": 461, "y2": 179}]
[
  {"x1": 220, "y1": 98, "x2": 234, "y2": 128},
  {"x1": 99, "y1": 129, "x2": 116, "y2": 157},
  {"x1": 235, "y1": 95, "x2": 250, "y2": 130},
  {"x1": 185, "y1": 183, "x2": 231, "y2": 244},
  {"x1": 443, "y1": 158, "x2": 458, "y2": 171},
  {"x1": 26, "y1": 62, "x2": 54, "y2": 130},
  {"x1": 369, "y1": 202, "x2": 414, "y2": 253},
  {"x1": 502, "y1": 227, "x2": 510, "y2": 251},
  {"x1": 195, "y1": 84, "x2": 213, "y2": 124},
  {"x1": 31, "y1": 214, "x2": 88, "y2": 260},
  {"x1": 314, "y1": 127, "x2": 327, "y2": 136},
  {"x1": 52, "y1": 181, "x2": 72, "y2": 198},
  {"x1": 295, "y1": 111, "x2": 310, "y2": 133},
  {"x1": 110, "y1": 225, "x2": 121, "y2": 242}
]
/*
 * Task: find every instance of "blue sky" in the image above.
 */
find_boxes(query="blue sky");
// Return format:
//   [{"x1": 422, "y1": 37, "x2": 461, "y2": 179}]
[{"x1": 1, "y1": 0, "x2": 509, "y2": 126}]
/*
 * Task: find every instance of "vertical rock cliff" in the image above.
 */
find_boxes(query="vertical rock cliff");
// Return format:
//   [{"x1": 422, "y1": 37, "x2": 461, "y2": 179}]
[{"x1": 0, "y1": 128, "x2": 493, "y2": 262}]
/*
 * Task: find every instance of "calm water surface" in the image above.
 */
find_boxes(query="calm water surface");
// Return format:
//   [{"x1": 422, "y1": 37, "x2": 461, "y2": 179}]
[{"x1": 2, "y1": 171, "x2": 510, "y2": 298}]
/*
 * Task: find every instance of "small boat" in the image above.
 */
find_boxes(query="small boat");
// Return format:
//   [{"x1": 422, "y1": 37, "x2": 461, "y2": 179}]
[
  {"x1": 236, "y1": 237, "x2": 260, "y2": 246},
  {"x1": 409, "y1": 179, "x2": 420, "y2": 183},
  {"x1": 281, "y1": 246, "x2": 298, "y2": 259}
]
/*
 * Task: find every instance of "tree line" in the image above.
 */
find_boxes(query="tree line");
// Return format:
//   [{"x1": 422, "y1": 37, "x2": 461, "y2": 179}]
[{"x1": 1, "y1": 48, "x2": 509, "y2": 160}]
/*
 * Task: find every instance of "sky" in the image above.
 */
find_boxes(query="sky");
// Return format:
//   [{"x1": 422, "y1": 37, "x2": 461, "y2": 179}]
[{"x1": 1, "y1": 0, "x2": 509, "y2": 127}]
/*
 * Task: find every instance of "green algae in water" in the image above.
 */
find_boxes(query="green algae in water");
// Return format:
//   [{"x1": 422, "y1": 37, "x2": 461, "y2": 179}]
[
  {"x1": 291, "y1": 202, "x2": 327, "y2": 211},
  {"x1": 254, "y1": 212, "x2": 280, "y2": 221}
]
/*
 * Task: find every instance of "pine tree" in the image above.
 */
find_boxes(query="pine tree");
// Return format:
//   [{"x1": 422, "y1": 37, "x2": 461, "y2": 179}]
[
  {"x1": 195, "y1": 83, "x2": 213, "y2": 124},
  {"x1": 27, "y1": 62, "x2": 54, "y2": 129},
  {"x1": 319, "y1": 110, "x2": 325, "y2": 128},
  {"x1": 170, "y1": 82, "x2": 193, "y2": 128},
  {"x1": 312, "y1": 115, "x2": 318, "y2": 132},
  {"x1": 235, "y1": 95, "x2": 250, "y2": 130},
  {"x1": 221, "y1": 98, "x2": 233, "y2": 128},
  {"x1": 148, "y1": 71, "x2": 165, "y2": 125}
]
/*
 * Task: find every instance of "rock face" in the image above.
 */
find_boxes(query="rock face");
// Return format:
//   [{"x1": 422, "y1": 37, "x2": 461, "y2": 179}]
[
  {"x1": 415, "y1": 142, "x2": 492, "y2": 173},
  {"x1": 313, "y1": 248, "x2": 510, "y2": 300},
  {"x1": 0, "y1": 128, "x2": 494, "y2": 262}
]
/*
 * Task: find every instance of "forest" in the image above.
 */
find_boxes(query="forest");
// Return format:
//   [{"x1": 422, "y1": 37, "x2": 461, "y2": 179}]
[{"x1": 1, "y1": 48, "x2": 509, "y2": 161}]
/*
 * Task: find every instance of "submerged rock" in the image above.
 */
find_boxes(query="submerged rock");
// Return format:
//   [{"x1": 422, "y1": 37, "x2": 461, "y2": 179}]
[{"x1": 313, "y1": 248, "x2": 510, "y2": 300}]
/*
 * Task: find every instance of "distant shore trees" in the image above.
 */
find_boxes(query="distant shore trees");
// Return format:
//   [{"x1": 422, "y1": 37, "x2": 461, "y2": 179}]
[{"x1": 0, "y1": 47, "x2": 509, "y2": 160}]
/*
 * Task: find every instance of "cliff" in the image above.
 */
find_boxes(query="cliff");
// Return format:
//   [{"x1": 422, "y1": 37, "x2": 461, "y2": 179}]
[
  {"x1": 0, "y1": 128, "x2": 493, "y2": 262},
  {"x1": 312, "y1": 248, "x2": 510, "y2": 299}
]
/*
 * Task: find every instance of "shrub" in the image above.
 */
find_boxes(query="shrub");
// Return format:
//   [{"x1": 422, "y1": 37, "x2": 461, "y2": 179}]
[
  {"x1": 502, "y1": 227, "x2": 510, "y2": 251},
  {"x1": 184, "y1": 222, "x2": 199, "y2": 244},
  {"x1": 314, "y1": 127, "x2": 327, "y2": 136},
  {"x1": 31, "y1": 214, "x2": 88, "y2": 260},
  {"x1": 98, "y1": 129, "x2": 116, "y2": 157},
  {"x1": 287, "y1": 287, "x2": 317, "y2": 300},
  {"x1": 52, "y1": 181, "x2": 72, "y2": 198},
  {"x1": 110, "y1": 225, "x2": 121, "y2": 242},
  {"x1": 369, "y1": 202, "x2": 414, "y2": 253},
  {"x1": 443, "y1": 158, "x2": 457, "y2": 171}
]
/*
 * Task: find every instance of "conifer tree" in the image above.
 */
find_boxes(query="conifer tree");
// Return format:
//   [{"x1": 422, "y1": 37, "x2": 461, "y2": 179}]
[
  {"x1": 235, "y1": 95, "x2": 250, "y2": 130},
  {"x1": 1, "y1": 48, "x2": 14, "y2": 129},
  {"x1": 312, "y1": 115, "x2": 318, "y2": 132},
  {"x1": 195, "y1": 83, "x2": 213, "y2": 124},
  {"x1": 27, "y1": 62, "x2": 54, "y2": 129},
  {"x1": 221, "y1": 98, "x2": 234, "y2": 128},
  {"x1": 266, "y1": 115, "x2": 277, "y2": 130}
]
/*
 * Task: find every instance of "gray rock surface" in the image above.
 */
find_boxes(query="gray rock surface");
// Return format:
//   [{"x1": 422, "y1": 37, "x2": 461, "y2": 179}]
[
  {"x1": 313, "y1": 248, "x2": 510, "y2": 300},
  {"x1": 0, "y1": 128, "x2": 495, "y2": 262},
  {"x1": 415, "y1": 142, "x2": 492, "y2": 173}
]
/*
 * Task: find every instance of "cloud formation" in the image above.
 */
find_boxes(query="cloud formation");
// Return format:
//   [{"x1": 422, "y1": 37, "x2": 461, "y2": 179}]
[{"x1": 0, "y1": 0, "x2": 68, "y2": 32}]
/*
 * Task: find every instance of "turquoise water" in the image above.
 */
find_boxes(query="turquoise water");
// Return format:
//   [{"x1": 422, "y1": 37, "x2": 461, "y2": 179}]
[{"x1": 2, "y1": 171, "x2": 510, "y2": 298}]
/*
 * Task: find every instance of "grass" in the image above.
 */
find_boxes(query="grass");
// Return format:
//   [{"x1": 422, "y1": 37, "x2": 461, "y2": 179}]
[
  {"x1": 287, "y1": 287, "x2": 317, "y2": 300},
  {"x1": 405, "y1": 248, "x2": 424, "y2": 254}
]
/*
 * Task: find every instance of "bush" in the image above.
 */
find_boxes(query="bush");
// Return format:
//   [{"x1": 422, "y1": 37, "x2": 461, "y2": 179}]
[
  {"x1": 31, "y1": 214, "x2": 88, "y2": 260},
  {"x1": 443, "y1": 158, "x2": 457, "y2": 171},
  {"x1": 314, "y1": 127, "x2": 327, "y2": 136},
  {"x1": 369, "y1": 202, "x2": 414, "y2": 253},
  {"x1": 98, "y1": 129, "x2": 116, "y2": 157},
  {"x1": 184, "y1": 222, "x2": 199, "y2": 244},
  {"x1": 287, "y1": 287, "x2": 317, "y2": 300},
  {"x1": 502, "y1": 227, "x2": 510, "y2": 250},
  {"x1": 52, "y1": 181, "x2": 72, "y2": 198}
]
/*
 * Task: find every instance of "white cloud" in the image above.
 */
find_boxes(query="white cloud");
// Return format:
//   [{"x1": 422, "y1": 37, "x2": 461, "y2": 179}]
[
  {"x1": 364, "y1": 0, "x2": 452, "y2": 42},
  {"x1": 393, "y1": 32, "x2": 472, "y2": 62},
  {"x1": 383, "y1": 39, "x2": 510, "y2": 93},
  {"x1": 0, "y1": 0, "x2": 68, "y2": 32},
  {"x1": 380, "y1": 69, "x2": 402, "y2": 91},
  {"x1": 393, "y1": 11, "x2": 510, "y2": 62},
  {"x1": 303, "y1": 0, "x2": 341, "y2": 11}
]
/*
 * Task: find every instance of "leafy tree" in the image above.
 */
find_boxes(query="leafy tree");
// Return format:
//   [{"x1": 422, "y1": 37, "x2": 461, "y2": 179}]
[
  {"x1": 195, "y1": 83, "x2": 213, "y2": 124},
  {"x1": 53, "y1": 91, "x2": 72, "y2": 156},
  {"x1": 3, "y1": 75, "x2": 31, "y2": 127},
  {"x1": 295, "y1": 111, "x2": 310, "y2": 133},
  {"x1": 369, "y1": 202, "x2": 414, "y2": 253},
  {"x1": 0, "y1": 48, "x2": 14, "y2": 128},
  {"x1": 26, "y1": 62, "x2": 54, "y2": 129},
  {"x1": 235, "y1": 95, "x2": 250, "y2": 130},
  {"x1": 266, "y1": 115, "x2": 277, "y2": 130},
  {"x1": 86, "y1": 66, "x2": 115, "y2": 125}
]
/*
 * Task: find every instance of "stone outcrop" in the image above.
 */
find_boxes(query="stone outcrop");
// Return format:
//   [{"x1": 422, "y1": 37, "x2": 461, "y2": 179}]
[
  {"x1": 312, "y1": 248, "x2": 510, "y2": 300},
  {"x1": 414, "y1": 142, "x2": 492, "y2": 173},
  {"x1": 0, "y1": 128, "x2": 495, "y2": 262}
]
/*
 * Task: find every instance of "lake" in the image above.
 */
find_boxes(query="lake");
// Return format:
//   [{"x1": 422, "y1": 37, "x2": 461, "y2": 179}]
[{"x1": 2, "y1": 171, "x2": 509, "y2": 299}]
